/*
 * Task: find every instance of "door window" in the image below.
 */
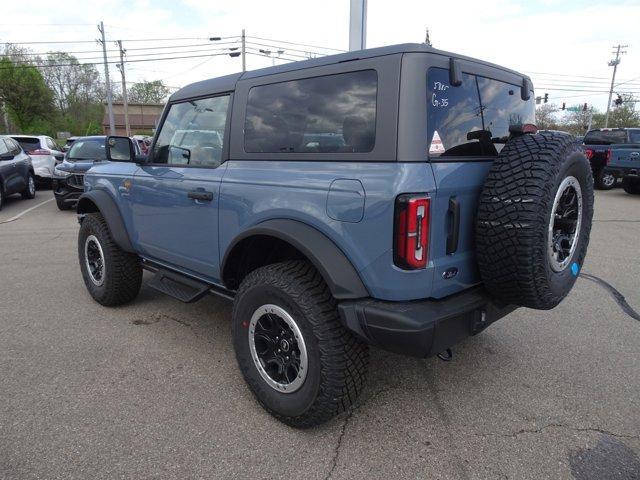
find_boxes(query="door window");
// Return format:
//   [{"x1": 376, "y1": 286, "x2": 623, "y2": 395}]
[{"x1": 153, "y1": 95, "x2": 230, "y2": 168}]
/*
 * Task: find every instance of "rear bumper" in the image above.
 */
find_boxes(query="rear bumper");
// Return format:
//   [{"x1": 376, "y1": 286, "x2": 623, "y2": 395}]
[
  {"x1": 606, "y1": 166, "x2": 639, "y2": 178},
  {"x1": 338, "y1": 287, "x2": 516, "y2": 358}
]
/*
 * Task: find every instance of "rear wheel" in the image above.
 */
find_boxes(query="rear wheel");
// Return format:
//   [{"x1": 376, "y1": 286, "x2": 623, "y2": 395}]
[
  {"x1": 622, "y1": 177, "x2": 640, "y2": 195},
  {"x1": 21, "y1": 174, "x2": 36, "y2": 199},
  {"x1": 78, "y1": 213, "x2": 142, "y2": 306},
  {"x1": 232, "y1": 261, "x2": 369, "y2": 428},
  {"x1": 476, "y1": 131, "x2": 594, "y2": 310},
  {"x1": 595, "y1": 168, "x2": 615, "y2": 190}
]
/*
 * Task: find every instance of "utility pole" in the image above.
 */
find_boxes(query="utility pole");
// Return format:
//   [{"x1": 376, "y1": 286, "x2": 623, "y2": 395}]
[
  {"x1": 349, "y1": 0, "x2": 367, "y2": 51},
  {"x1": 115, "y1": 40, "x2": 130, "y2": 137},
  {"x1": 605, "y1": 44, "x2": 628, "y2": 128},
  {"x1": 98, "y1": 21, "x2": 115, "y2": 135},
  {"x1": 241, "y1": 29, "x2": 246, "y2": 72}
]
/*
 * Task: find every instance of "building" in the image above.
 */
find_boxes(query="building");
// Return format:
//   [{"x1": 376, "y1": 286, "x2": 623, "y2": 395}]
[{"x1": 102, "y1": 102, "x2": 164, "y2": 136}]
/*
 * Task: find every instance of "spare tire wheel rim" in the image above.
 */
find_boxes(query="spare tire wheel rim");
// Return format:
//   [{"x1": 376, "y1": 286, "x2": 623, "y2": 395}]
[
  {"x1": 84, "y1": 234, "x2": 106, "y2": 286},
  {"x1": 248, "y1": 304, "x2": 308, "y2": 394},
  {"x1": 548, "y1": 176, "x2": 583, "y2": 272}
]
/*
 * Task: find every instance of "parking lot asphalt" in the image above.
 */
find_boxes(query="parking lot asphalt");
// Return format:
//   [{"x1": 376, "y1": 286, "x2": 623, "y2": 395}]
[{"x1": 0, "y1": 188, "x2": 638, "y2": 480}]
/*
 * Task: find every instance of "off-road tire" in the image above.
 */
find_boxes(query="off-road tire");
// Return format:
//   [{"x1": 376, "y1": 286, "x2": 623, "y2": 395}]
[
  {"x1": 78, "y1": 213, "x2": 142, "y2": 306},
  {"x1": 595, "y1": 168, "x2": 615, "y2": 190},
  {"x1": 0, "y1": 186, "x2": 4, "y2": 211},
  {"x1": 56, "y1": 198, "x2": 72, "y2": 211},
  {"x1": 476, "y1": 131, "x2": 594, "y2": 310},
  {"x1": 232, "y1": 261, "x2": 369, "y2": 428},
  {"x1": 21, "y1": 174, "x2": 36, "y2": 199},
  {"x1": 622, "y1": 177, "x2": 640, "y2": 195}
]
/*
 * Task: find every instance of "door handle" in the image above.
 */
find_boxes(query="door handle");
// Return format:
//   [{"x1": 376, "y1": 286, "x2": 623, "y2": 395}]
[{"x1": 187, "y1": 189, "x2": 214, "y2": 202}]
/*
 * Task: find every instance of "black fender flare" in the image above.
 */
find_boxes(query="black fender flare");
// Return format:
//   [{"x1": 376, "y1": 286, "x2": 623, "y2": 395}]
[
  {"x1": 77, "y1": 189, "x2": 135, "y2": 253},
  {"x1": 221, "y1": 219, "x2": 369, "y2": 300}
]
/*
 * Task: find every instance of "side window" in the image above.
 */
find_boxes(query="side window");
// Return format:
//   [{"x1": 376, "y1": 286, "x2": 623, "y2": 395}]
[
  {"x1": 153, "y1": 95, "x2": 230, "y2": 168},
  {"x1": 0, "y1": 139, "x2": 9, "y2": 156},
  {"x1": 477, "y1": 76, "x2": 535, "y2": 153},
  {"x1": 6, "y1": 138, "x2": 21, "y2": 155},
  {"x1": 245, "y1": 70, "x2": 377, "y2": 154},
  {"x1": 46, "y1": 138, "x2": 57, "y2": 150},
  {"x1": 427, "y1": 68, "x2": 483, "y2": 157}
]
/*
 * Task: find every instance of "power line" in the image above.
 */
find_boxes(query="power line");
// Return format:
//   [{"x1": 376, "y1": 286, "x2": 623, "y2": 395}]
[
  {"x1": 0, "y1": 35, "x2": 239, "y2": 45},
  {"x1": 246, "y1": 40, "x2": 329, "y2": 58},
  {"x1": 248, "y1": 36, "x2": 346, "y2": 53},
  {"x1": 0, "y1": 51, "x2": 240, "y2": 70}
]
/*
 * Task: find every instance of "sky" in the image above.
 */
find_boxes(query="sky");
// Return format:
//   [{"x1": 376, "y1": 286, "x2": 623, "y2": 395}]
[{"x1": 1, "y1": 0, "x2": 639, "y2": 114}]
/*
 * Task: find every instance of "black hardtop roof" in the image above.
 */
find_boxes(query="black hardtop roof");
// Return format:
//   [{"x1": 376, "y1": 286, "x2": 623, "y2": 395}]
[{"x1": 170, "y1": 43, "x2": 531, "y2": 102}]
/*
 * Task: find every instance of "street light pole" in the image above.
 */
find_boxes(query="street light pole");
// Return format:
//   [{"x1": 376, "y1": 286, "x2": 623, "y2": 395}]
[
  {"x1": 241, "y1": 29, "x2": 246, "y2": 72},
  {"x1": 349, "y1": 0, "x2": 367, "y2": 51}
]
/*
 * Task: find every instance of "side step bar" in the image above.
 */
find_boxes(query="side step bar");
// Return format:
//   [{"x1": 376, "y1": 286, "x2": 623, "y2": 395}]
[{"x1": 143, "y1": 261, "x2": 235, "y2": 303}]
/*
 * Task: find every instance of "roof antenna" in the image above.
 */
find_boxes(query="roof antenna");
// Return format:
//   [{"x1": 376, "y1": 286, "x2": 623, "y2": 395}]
[{"x1": 425, "y1": 28, "x2": 432, "y2": 47}]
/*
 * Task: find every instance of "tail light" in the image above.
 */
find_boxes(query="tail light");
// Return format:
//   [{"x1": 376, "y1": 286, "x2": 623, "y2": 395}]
[
  {"x1": 394, "y1": 194, "x2": 430, "y2": 270},
  {"x1": 605, "y1": 149, "x2": 612, "y2": 165},
  {"x1": 584, "y1": 149, "x2": 593, "y2": 160},
  {"x1": 28, "y1": 149, "x2": 51, "y2": 156}
]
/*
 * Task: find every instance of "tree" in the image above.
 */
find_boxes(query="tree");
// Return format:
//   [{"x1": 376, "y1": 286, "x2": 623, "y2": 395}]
[
  {"x1": 0, "y1": 57, "x2": 56, "y2": 133},
  {"x1": 41, "y1": 52, "x2": 103, "y2": 113},
  {"x1": 606, "y1": 93, "x2": 640, "y2": 128},
  {"x1": 128, "y1": 80, "x2": 170, "y2": 104},
  {"x1": 535, "y1": 103, "x2": 559, "y2": 130}
]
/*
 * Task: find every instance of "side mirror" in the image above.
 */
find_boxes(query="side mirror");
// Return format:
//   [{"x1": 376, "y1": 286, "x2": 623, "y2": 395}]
[{"x1": 105, "y1": 136, "x2": 136, "y2": 162}]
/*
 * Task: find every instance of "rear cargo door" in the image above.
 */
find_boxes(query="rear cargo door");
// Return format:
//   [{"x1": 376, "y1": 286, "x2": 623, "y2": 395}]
[{"x1": 425, "y1": 66, "x2": 535, "y2": 298}]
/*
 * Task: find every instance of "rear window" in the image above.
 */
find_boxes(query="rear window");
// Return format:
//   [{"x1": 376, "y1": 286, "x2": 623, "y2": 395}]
[
  {"x1": 427, "y1": 67, "x2": 535, "y2": 157},
  {"x1": 67, "y1": 138, "x2": 106, "y2": 161},
  {"x1": 630, "y1": 130, "x2": 640, "y2": 143},
  {"x1": 12, "y1": 137, "x2": 40, "y2": 152},
  {"x1": 245, "y1": 70, "x2": 377, "y2": 154},
  {"x1": 583, "y1": 130, "x2": 627, "y2": 145}
]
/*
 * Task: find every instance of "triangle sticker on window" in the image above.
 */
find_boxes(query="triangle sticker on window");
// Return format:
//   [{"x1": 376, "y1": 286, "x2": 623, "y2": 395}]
[{"x1": 429, "y1": 130, "x2": 445, "y2": 154}]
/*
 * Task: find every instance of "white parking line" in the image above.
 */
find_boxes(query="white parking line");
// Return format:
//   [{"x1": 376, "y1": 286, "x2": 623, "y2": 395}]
[{"x1": 0, "y1": 198, "x2": 55, "y2": 224}]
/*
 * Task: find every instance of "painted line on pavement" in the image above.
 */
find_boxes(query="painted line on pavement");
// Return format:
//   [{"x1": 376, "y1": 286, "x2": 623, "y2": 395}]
[{"x1": 0, "y1": 198, "x2": 55, "y2": 224}]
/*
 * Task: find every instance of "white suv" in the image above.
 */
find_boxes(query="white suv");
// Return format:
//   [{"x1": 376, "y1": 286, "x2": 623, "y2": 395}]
[{"x1": 10, "y1": 135, "x2": 64, "y2": 184}]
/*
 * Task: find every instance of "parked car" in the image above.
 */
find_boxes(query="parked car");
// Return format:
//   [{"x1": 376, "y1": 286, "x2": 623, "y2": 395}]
[
  {"x1": 0, "y1": 135, "x2": 36, "y2": 210},
  {"x1": 606, "y1": 135, "x2": 640, "y2": 195},
  {"x1": 75, "y1": 43, "x2": 594, "y2": 427},
  {"x1": 10, "y1": 134, "x2": 65, "y2": 185},
  {"x1": 53, "y1": 135, "x2": 141, "y2": 210},
  {"x1": 61, "y1": 136, "x2": 79, "y2": 152},
  {"x1": 583, "y1": 128, "x2": 640, "y2": 190}
]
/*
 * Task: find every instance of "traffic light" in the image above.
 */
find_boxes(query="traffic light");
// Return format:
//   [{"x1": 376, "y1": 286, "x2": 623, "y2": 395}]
[
  {"x1": 535, "y1": 96, "x2": 542, "y2": 105},
  {"x1": 615, "y1": 95, "x2": 623, "y2": 106},
  {"x1": 561, "y1": 102, "x2": 566, "y2": 110},
  {"x1": 583, "y1": 103, "x2": 588, "y2": 111},
  {"x1": 543, "y1": 93, "x2": 549, "y2": 103}
]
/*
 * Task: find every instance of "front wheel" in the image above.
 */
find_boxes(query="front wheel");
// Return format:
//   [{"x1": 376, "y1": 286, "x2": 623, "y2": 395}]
[
  {"x1": 56, "y1": 198, "x2": 72, "y2": 211},
  {"x1": 78, "y1": 213, "x2": 142, "y2": 306},
  {"x1": 21, "y1": 174, "x2": 36, "y2": 199},
  {"x1": 232, "y1": 261, "x2": 369, "y2": 428}
]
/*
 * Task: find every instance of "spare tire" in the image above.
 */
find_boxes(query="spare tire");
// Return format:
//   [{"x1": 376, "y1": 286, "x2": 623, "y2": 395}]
[{"x1": 476, "y1": 131, "x2": 594, "y2": 310}]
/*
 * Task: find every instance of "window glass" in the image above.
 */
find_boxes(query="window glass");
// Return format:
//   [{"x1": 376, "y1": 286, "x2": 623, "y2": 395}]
[
  {"x1": 67, "y1": 138, "x2": 107, "y2": 161},
  {"x1": 6, "y1": 138, "x2": 21, "y2": 155},
  {"x1": 629, "y1": 130, "x2": 640, "y2": 143},
  {"x1": 584, "y1": 130, "x2": 627, "y2": 145},
  {"x1": 477, "y1": 76, "x2": 535, "y2": 153},
  {"x1": 427, "y1": 67, "x2": 535, "y2": 157},
  {"x1": 153, "y1": 95, "x2": 229, "y2": 167},
  {"x1": 245, "y1": 70, "x2": 377, "y2": 154},
  {"x1": 13, "y1": 137, "x2": 40, "y2": 152},
  {"x1": 0, "y1": 139, "x2": 9, "y2": 156},
  {"x1": 427, "y1": 68, "x2": 483, "y2": 157}
]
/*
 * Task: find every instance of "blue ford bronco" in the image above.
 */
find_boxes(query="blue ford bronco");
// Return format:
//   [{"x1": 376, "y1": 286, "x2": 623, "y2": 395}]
[{"x1": 76, "y1": 44, "x2": 594, "y2": 427}]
